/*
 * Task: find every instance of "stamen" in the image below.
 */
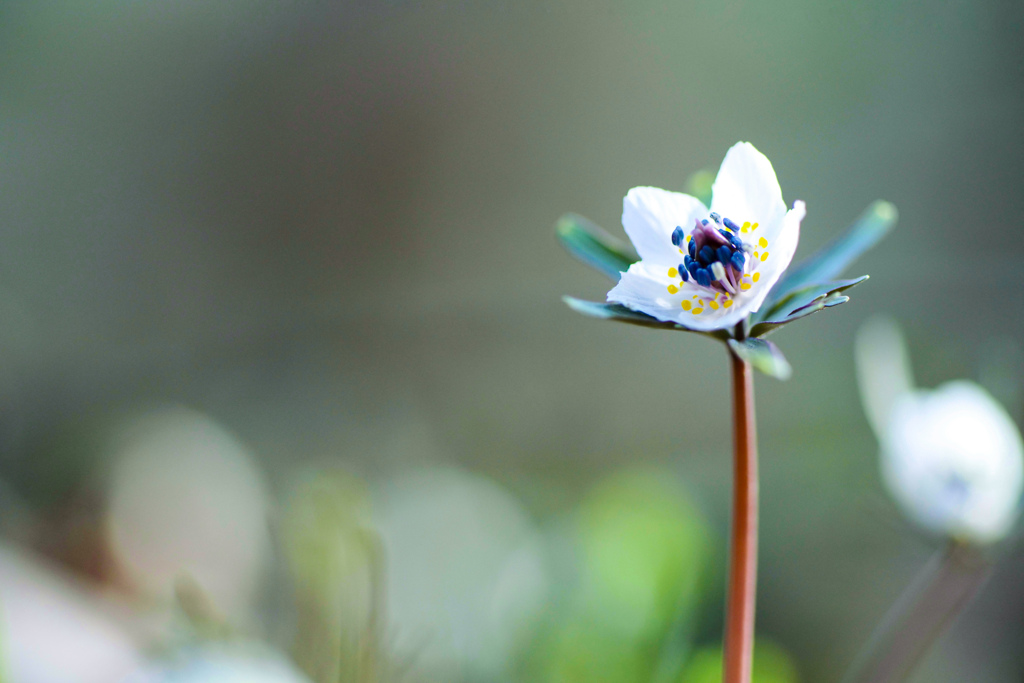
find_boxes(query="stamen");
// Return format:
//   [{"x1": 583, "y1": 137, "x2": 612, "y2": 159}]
[{"x1": 665, "y1": 213, "x2": 762, "y2": 304}]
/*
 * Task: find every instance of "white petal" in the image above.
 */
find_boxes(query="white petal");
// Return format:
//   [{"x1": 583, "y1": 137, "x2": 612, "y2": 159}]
[
  {"x1": 607, "y1": 261, "x2": 757, "y2": 332},
  {"x1": 745, "y1": 201, "x2": 804, "y2": 314},
  {"x1": 855, "y1": 317, "x2": 916, "y2": 440},
  {"x1": 709, "y1": 142, "x2": 787, "y2": 232},
  {"x1": 622, "y1": 187, "x2": 708, "y2": 263},
  {"x1": 880, "y1": 381, "x2": 1024, "y2": 543}
]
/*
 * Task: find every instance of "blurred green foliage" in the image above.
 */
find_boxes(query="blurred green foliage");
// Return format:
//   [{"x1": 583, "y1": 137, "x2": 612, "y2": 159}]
[{"x1": 680, "y1": 642, "x2": 799, "y2": 683}]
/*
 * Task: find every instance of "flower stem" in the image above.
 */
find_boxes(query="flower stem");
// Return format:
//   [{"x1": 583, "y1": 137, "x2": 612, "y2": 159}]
[
  {"x1": 723, "y1": 335, "x2": 759, "y2": 683},
  {"x1": 840, "y1": 541, "x2": 991, "y2": 683}
]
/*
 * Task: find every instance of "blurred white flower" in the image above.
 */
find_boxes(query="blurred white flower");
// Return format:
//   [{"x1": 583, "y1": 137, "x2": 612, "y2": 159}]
[
  {"x1": 607, "y1": 142, "x2": 805, "y2": 331},
  {"x1": 124, "y1": 643, "x2": 312, "y2": 683},
  {"x1": 373, "y1": 468, "x2": 548, "y2": 680},
  {"x1": 856, "y1": 317, "x2": 1024, "y2": 543},
  {"x1": 105, "y1": 406, "x2": 271, "y2": 623},
  {"x1": 0, "y1": 544, "x2": 143, "y2": 683}
]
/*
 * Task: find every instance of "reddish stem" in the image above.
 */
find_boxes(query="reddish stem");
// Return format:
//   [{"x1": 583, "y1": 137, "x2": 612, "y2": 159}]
[
  {"x1": 723, "y1": 344, "x2": 759, "y2": 683},
  {"x1": 842, "y1": 541, "x2": 991, "y2": 683}
]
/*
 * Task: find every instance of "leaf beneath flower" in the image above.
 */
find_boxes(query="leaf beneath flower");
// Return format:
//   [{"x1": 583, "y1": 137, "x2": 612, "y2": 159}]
[
  {"x1": 756, "y1": 275, "x2": 868, "y2": 323},
  {"x1": 727, "y1": 338, "x2": 793, "y2": 380},
  {"x1": 556, "y1": 213, "x2": 638, "y2": 281},
  {"x1": 748, "y1": 277, "x2": 866, "y2": 338},
  {"x1": 759, "y1": 200, "x2": 897, "y2": 316},
  {"x1": 563, "y1": 297, "x2": 730, "y2": 340}
]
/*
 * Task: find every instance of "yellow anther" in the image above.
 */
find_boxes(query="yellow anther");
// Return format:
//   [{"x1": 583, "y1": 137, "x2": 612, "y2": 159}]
[
  {"x1": 681, "y1": 300, "x2": 691, "y2": 310},
  {"x1": 692, "y1": 308, "x2": 703, "y2": 315},
  {"x1": 723, "y1": 299, "x2": 733, "y2": 308},
  {"x1": 751, "y1": 222, "x2": 759, "y2": 230},
  {"x1": 709, "y1": 300, "x2": 720, "y2": 310},
  {"x1": 668, "y1": 267, "x2": 678, "y2": 278},
  {"x1": 758, "y1": 237, "x2": 768, "y2": 248},
  {"x1": 752, "y1": 272, "x2": 760, "y2": 282},
  {"x1": 742, "y1": 221, "x2": 751, "y2": 230},
  {"x1": 740, "y1": 282, "x2": 751, "y2": 291},
  {"x1": 667, "y1": 284, "x2": 679, "y2": 294},
  {"x1": 760, "y1": 251, "x2": 769, "y2": 262}
]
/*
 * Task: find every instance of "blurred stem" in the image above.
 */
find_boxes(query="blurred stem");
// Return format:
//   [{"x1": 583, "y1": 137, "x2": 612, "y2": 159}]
[
  {"x1": 840, "y1": 541, "x2": 991, "y2": 683},
  {"x1": 723, "y1": 329, "x2": 759, "y2": 683},
  {"x1": 355, "y1": 527, "x2": 387, "y2": 683}
]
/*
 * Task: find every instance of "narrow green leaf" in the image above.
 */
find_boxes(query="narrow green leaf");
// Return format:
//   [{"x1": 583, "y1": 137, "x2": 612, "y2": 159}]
[
  {"x1": 749, "y1": 294, "x2": 856, "y2": 337},
  {"x1": 562, "y1": 297, "x2": 730, "y2": 340},
  {"x1": 748, "y1": 277, "x2": 864, "y2": 338},
  {"x1": 556, "y1": 213, "x2": 638, "y2": 280},
  {"x1": 761, "y1": 200, "x2": 897, "y2": 314},
  {"x1": 728, "y1": 338, "x2": 793, "y2": 380},
  {"x1": 756, "y1": 275, "x2": 868, "y2": 324}
]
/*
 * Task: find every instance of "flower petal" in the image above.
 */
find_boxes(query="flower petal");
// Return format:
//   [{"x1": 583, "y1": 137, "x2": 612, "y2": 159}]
[
  {"x1": 709, "y1": 142, "x2": 787, "y2": 233},
  {"x1": 744, "y1": 201, "x2": 805, "y2": 314},
  {"x1": 622, "y1": 187, "x2": 708, "y2": 263},
  {"x1": 607, "y1": 261, "x2": 757, "y2": 332}
]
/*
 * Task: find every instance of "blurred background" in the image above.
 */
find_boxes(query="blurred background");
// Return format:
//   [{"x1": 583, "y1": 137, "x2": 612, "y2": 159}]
[{"x1": 0, "y1": 1, "x2": 1023, "y2": 682}]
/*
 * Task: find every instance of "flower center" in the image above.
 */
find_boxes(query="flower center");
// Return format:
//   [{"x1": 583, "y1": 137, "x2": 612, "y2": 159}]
[{"x1": 665, "y1": 213, "x2": 772, "y2": 314}]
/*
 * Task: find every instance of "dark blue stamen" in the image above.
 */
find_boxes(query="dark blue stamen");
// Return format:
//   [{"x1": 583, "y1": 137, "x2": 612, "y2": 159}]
[
  {"x1": 717, "y1": 246, "x2": 733, "y2": 264},
  {"x1": 699, "y1": 245, "x2": 715, "y2": 265},
  {"x1": 695, "y1": 268, "x2": 711, "y2": 287},
  {"x1": 687, "y1": 238, "x2": 696, "y2": 259},
  {"x1": 671, "y1": 226, "x2": 684, "y2": 247},
  {"x1": 709, "y1": 212, "x2": 721, "y2": 223},
  {"x1": 718, "y1": 228, "x2": 731, "y2": 240},
  {"x1": 678, "y1": 265, "x2": 689, "y2": 282},
  {"x1": 683, "y1": 255, "x2": 693, "y2": 269},
  {"x1": 701, "y1": 219, "x2": 708, "y2": 225},
  {"x1": 730, "y1": 251, "x2": 745, "y2": 271},
  {"x1": 723, "y1": 217, "x2": 741, "y2": 232},
  {"x1": 727, "y1": 232, "x2": 744, "y2": 248},
  {"x1": 686, "y1": 260, "x2": 699, "y2": 279}
]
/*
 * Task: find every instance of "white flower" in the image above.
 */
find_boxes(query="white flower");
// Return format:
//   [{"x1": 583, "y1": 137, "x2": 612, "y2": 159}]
[
  {"x1": 607, "y1": 142, "x2": 806, "y2": 331},
  {"x1": 856, "y1": 318, "x2": 1024, "y2": 544},
  {"x1": 881, "y1": 383, "x2": 1024, "y2": 543}
]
